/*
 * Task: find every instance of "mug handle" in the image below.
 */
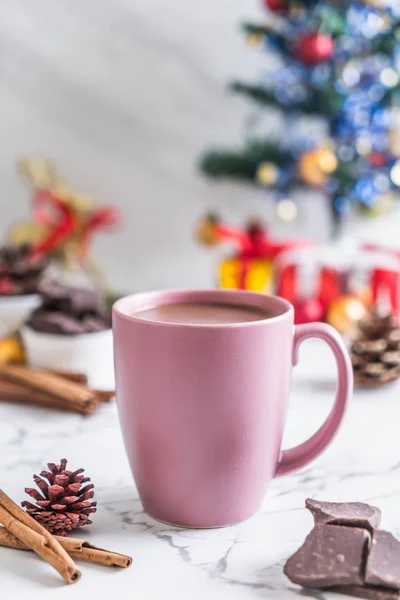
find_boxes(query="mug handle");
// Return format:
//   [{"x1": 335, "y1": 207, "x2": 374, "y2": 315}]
[{"x1": 275, "y1": 322, "x2": 353, "y2": 477}]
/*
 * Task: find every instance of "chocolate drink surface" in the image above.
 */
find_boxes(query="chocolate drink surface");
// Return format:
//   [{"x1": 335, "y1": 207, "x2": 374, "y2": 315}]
[{"x1": 133, "y1": 301, "x2": 274, "y2": 325}]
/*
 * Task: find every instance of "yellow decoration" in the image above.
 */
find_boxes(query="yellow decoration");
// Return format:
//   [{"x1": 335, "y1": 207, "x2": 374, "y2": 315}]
[
  {"x1": 18, "y1": 157, "x2": 57, "y2": 189},
  {"x1": 298, "y1": 147, "x2": 338, "y2": 187},
  {"x1": 219, "y1": 258, "x2": 273, "y2": 293},
  {"x1": 196, "y1": 216, "x2": 219, "y2": 246},
  {"x1": 326, "y1": 295, "x2": 368, "y2": 335},
  {"x1": 6, "y1": 221, "x2": 45, "y2": 247},
  {"x1": 247, "y1": 33, "x2": 264, "y2": 46},
  {"x1": 0, "y1": 336, "x2": 25, "y2": 366},
  {"x1": 256, "y1": 162, "x2": 279, "y2": 186}
]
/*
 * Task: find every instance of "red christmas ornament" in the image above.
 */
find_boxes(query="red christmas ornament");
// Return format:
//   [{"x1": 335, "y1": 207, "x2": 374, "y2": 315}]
[
  {"x1": 368, "y1": 152, "x2": 388, "y2": 167},
  {"x1": 296, "y1": 32, "x2": 334, "y2": 64},
  {"x1": 294, "y1": 297, "x2": 325, "y2": 325},
  {"x1": 264, "y1": 0, "x2": 287, "y2": 11}
]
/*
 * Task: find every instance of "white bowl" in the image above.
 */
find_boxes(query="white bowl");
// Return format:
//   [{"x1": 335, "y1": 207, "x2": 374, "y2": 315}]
[
  {"x1": 21, "y1": 326, "x2": 115, "y2": 390},
  {"x1": 0, "y1": 294, "x2": 40, "y2": 337}
]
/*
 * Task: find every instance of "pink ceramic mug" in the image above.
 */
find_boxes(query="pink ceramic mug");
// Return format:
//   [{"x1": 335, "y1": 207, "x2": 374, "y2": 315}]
[{"x1": 113, "y1": 289, "x2": 352, "y2": 528}]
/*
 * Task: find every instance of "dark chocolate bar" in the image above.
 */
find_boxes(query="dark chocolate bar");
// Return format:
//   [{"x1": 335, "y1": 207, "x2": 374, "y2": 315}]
[
  {"x1": 306, "y1": 498, "x2": 382, "y2": 532},
  {"x1": 284, "y1": 524, "x2": 370, "y2": 588},
  {"x1": 365, "y1": 531, "x2": 400, "y2": 591},
  {"x1": 333, "y1": 585, "x2": 400, "y2": 599}
]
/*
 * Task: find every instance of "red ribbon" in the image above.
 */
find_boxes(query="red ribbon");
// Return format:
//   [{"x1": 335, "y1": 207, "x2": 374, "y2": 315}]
[
  {"x1": 29, "y1": 190, "x2": 78, "y2": 259},
  {"x1": 29, "y1": 189, "x2": 119, "y2": 260}
]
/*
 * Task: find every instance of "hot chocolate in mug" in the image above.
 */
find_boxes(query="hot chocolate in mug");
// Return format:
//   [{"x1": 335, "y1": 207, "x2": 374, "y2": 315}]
[{"x1": 113, "y1": 289, "x2": 352, "y2": 528}]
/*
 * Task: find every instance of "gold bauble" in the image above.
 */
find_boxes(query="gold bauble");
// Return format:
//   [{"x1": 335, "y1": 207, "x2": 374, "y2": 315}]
[
  {"x1": 256, "y1": 162, "x2": 279, "y2": 186},
  {"x1": 196, "y1": 216, "x2": 219, "y2": 246},
  {"x1": 247, "y1": 33, "x2": 264, "y2": 46},
  {"x1": 388, "y1": 127, "x2": 400, "y2": 157},
  {"x1": 298, "y1": 147, "x2": 338, "y2": 187},
  {"x1": 326, "y1": 295, "x2": 368, "y2": 335}
]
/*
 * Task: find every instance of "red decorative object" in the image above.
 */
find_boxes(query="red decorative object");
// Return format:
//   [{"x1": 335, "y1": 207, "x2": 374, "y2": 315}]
[
  {"x1": 30, "y1": 189, "x2": 118, "y2": 262},
  {"x1": 264, "y1": 0, "x2": 287, "y2": 11},
  {"x1": 363, "y1": 243, "x2": 400, "y2": 316},
  {"x1": 296, "y1": 32, "x2": 334, "y2": 64},
  {"x1": 294, "y1": 297, "x2": 325, "y2": 325},
  {"x1": 10, "y1": 158, "x2": 120, "y2": 292},
  {"x1": 211, "y1": 218, "x2": 311, "y2": 262},
  {"x1": 22, "y1": 459, "x2": 97, "y2": 537},
  {"x1": 368, "y1": 152, "x2": 388, "y2": 167}
]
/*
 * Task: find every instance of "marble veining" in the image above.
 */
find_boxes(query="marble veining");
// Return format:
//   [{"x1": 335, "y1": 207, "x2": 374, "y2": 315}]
[{"x1": 1, "y1": 340, "x2": 400, "y2": 599}]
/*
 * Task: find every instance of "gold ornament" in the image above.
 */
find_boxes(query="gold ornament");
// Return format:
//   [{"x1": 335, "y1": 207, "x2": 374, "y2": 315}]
[
  {"x1": 359, "y1": 191, "x2": 395, "y2": 216},
  {"x1": 326, "y1": 294, "x2": 368, "y2": 335},
  {"x1": 298, "y1": 147, "x2": 338, "y2": 187},
  {"x1": 247, "y1": 33, "x2": 264, "y2": 46},
  {"x1": 196, "y1": 215, "x2": 219, "y2": 246},
  {"x1": 388, "y1": 127, "x2": 400, "y2": 157},
  {"x1": 256, "y1": 162, "x2": 279, "y2": 186}
]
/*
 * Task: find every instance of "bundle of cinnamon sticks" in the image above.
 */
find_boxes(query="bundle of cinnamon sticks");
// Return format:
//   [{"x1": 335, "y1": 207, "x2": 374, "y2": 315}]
[
  {"x1": 0, "y1": 365, "x2": 115, "y2": 415},
  {"x1": 0, "y1": 489, "x2": 132, "y2": 585}
]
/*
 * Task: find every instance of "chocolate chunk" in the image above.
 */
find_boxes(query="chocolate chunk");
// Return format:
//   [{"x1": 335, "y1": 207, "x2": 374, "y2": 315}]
[
  {"x1": 81, "y1": 315, "x2": 109, "y2": 333},
  {"x1": 306, "y1": 498, "x2": 382, "y2": 532},
  {"x1": 28, "y1": 310, "x2": 86, "y2": 335},
  {"x1": 29, "y1": 281, "x2": 111, "y2": 335},
  {"x1": 333, "y1": 585, "x2": 400, "y2": 599},
  {"x1": 365, "y1": 531, "x2": 400, "y2": 590},
  {"x1": 0, "y1": 244, "x2": 47, "y2": 296},
  {"x1": 284, "y1": 524, "x2": 370, "y2": 588}
]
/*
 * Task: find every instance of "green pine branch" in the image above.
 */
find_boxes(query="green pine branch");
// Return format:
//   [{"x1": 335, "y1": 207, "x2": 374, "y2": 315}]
[
  {"x1": 241, "y1": 22, "x2": 290, "y2": 55},
  {"x1": 229, "y1": 82, "x2": 277, "y2": 106},
  {"x1": 199, "y1": 141, "x2": 292, "y2": 180},
  {"x1": 230, "y1": 81, "x2": 345, "y2": 116}
]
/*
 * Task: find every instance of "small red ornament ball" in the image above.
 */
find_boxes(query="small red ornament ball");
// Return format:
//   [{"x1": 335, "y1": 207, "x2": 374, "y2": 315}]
[
  {"x1": 296, "y1": 32, "x2": 334, "y2": 64},
  {"x1": 263, "y1": 0, "x2": 287, "y2": 11},
  {"x1": 294, "y1": 297, "x2": 325, "y2": 325}
]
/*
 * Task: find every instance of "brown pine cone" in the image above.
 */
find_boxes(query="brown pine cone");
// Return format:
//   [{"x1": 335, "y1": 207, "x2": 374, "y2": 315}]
[
  {"x1": 22, "y1": 459, "x2": 97, "y2": 536},
  {"x1": 350, "y1": 312, "x2": 400, "y2": 388}
]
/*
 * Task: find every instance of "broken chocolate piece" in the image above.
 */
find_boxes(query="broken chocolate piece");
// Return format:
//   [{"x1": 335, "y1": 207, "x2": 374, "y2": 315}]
[
  {"x1": 284, "y1": 524, "x2": 370, "y2": 588},
  {"x1": 333, "y1": 585, "x2": 400, "y2": 600},
  {"x1": 365, "y1": 531, "x2": 400, "y2": 591},
  {"x1": 306, "y1": 498, "x2": 381, "y2": 532},
  {"x1": 27, "y1": 281, "x2": 111, "y2": 335}
]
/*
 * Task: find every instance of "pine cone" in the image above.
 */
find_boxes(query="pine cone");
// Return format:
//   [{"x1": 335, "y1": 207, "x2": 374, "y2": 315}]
[
  {"x1": 22, "y1": 459, "x2": 97, "y2": 536},
  {"x1": 350, "y1": 312, "x2": 400, "y2": 388}
]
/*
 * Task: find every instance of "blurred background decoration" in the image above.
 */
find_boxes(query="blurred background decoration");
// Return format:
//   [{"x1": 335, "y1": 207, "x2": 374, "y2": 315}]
[
  {"x1": 197, "y1": 212, "x2": 400, "y2": 334},
  {"x1": 8, "y1": 158, "x2": 119, "y2": 293},
  {"x1": 200, "y1": 0, "x2": 400, "y2": 236},
  {"x1": 1, "y1": 0, "x2": 400, "y2": 294}
]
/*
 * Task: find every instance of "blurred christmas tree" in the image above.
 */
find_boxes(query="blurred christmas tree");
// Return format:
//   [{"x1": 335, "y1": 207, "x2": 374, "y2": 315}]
[{"x1": 200, "y1": 0, "x2": 400, "y2": 236}]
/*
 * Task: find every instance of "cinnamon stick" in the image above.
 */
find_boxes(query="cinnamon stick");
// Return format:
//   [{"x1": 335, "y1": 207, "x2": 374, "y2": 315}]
[
  {"x1": 0, "y1": 489, "x2": 81, "y2": 584},
  {"x1": 0, "y1": 527, "x2": 131, "y2": 568},
  {"x1": 47, "y1": 370, "x2": 88, "y2": 385},
  {"x1": 0, "y1": 379, "x2": 98, "y2": 415},
  {"x1": 93, "y1": 389, "x2": 115, "y2": 402},
  {"x1": 0, "y1": 366, "x2": 97, "y2": 411},
  {"x1": 48, "y1": 370, "x2": 115, "y2": 402}
]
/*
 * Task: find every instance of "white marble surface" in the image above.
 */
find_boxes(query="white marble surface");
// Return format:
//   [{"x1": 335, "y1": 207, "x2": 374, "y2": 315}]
[
  {"x1": 1, "y1": 0, "x2": 399, "y2": 295},
  {"x1": 1, "y1": 339, "x2": 400, "y2": 599}
]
